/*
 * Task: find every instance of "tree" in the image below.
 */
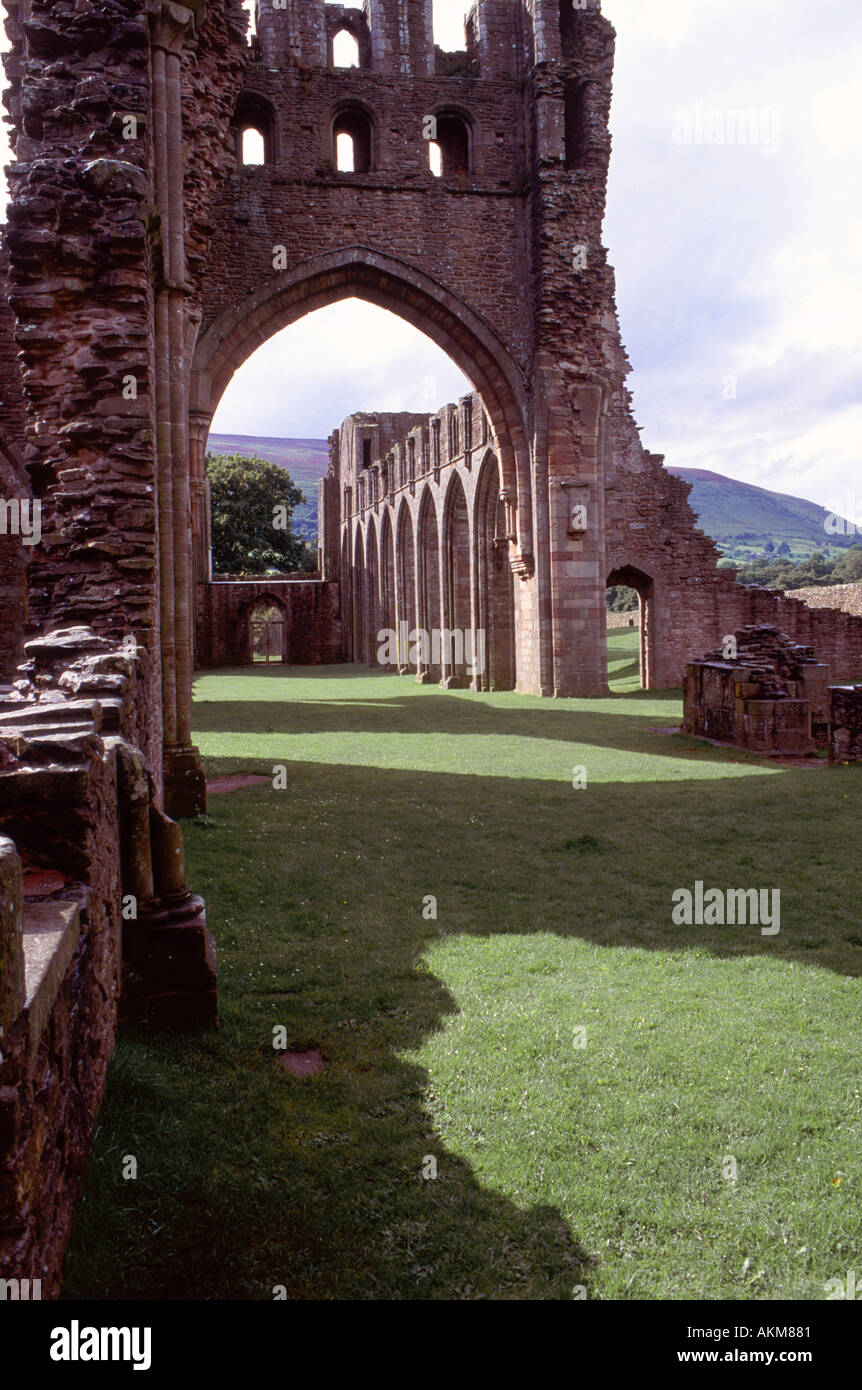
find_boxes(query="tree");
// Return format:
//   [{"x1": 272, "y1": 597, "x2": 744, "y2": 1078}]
[
  {"x1": 833, "y1": 545, "x2": 862, "y2": 583},
  {"x1": 206, "y1": 452, "x2": 316, "y2": 576},
  {"x1": 606, "y1": 584, "x2": 639, "y2": 613},
  {"x1": 777, "y1": 541, "x2": 791, "y2": 556}
]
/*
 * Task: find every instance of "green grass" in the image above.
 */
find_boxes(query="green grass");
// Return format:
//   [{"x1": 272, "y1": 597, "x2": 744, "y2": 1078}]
[{"x1": 62, "y1": 631, "x2": 862, "y2": 1300}]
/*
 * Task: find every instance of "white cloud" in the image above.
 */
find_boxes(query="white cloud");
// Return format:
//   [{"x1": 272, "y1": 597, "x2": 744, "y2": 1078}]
[{"x1": 211, "y1": 299, "x2": 470, "y2": 436}]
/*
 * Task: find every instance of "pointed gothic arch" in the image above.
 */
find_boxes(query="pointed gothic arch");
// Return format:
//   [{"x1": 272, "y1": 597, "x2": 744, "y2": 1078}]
[
  {"x1": 191, "y1": 247, "x2": 532, "y2": 555},
  {"x1": 416, "y1": 487, "x2": 441, "y2": 683},
  {"x1": 475, "y1": 449, "x2": 516, "y2": 690}
]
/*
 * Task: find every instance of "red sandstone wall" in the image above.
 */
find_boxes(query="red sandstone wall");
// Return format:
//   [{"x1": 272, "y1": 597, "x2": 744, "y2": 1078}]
[
  {"x1": 1, "y1": 0, "x2": 164, "y2": 776},
  {"x1": 196, "y1": 579, "x2": 343, "y2": 667},
  {"x1": 0, "y1": 739, "x2": 122, "y2": 1296}
]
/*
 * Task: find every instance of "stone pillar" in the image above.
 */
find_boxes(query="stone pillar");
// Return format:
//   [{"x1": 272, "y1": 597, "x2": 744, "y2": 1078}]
[
  {"x1": 118, "y1": 775, "x2": 217, "y2": 1028},
  {"x1": 189, "y1": 409, "x2": 212, "y2": 653},
  {"x1": 367, "y1": 0, "x2": 434, "y2": 76},
  {"x1": 148, "y1": 1, "x2": 207, "y2": 817}
]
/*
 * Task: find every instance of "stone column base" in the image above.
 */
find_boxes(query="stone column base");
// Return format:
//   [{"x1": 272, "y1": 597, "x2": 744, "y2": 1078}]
[
  {"x1": 163, "y1": 743, "x2": 207, "y2": 818},
  {"x1": 121, "y1": 892, "x2": 218, "y2": 1028}
]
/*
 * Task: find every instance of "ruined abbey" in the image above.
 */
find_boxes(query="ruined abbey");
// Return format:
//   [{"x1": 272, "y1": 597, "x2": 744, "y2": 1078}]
[{"x1": 1, "y1": 0, "x2": 861, "y2": 1294}]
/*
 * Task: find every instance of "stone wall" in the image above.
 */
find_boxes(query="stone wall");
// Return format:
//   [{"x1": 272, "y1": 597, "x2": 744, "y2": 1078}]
[
  {"x1": 0, "y1": 626, "x2": 217, "y2": 1293},
  {"x1": 0, "y1": 452, "x2": 29, "y2": 682},
  {"x1": 830, "y1": 686, "x2": 862, "y2": 762},
  {"x1": 791, "y1": 582, "x2": 862, "y2": 618},
  {"x1": 1, "y1": 0, "x2": 164, "y2": 780},
  {"x1": 196, "y1": 578, "x2": 342, "y2": 666}
]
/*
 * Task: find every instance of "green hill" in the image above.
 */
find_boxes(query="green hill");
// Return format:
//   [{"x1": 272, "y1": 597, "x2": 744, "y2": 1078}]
[
  {"x1": 207, "y1": 434, "x2": 329, "y2": 548},
  {"x1": 667, "y1": 467, "x2": 857, "y2": 563}
]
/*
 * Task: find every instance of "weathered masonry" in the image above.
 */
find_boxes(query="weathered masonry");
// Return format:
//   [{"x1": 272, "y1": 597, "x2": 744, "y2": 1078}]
[{"x1": 0, "y1": 0, "x2": 861, "y2": 1296}]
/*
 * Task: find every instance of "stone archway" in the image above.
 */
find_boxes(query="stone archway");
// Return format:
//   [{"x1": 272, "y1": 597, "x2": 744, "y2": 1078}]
[
  {"x1": 353, "y1": 526, "x2": 366, "y2": 665},
  {"x1": 607, "y1": 564, "x2": 655, "y2": 690},
  {"x1": 247, "y1": 596, "x2": 286, "y2": 664},
  {"x1": 191, "y1": 249, "x2": 531, "y2": 538},
  {"x1": 442, "y1": 471, "x2": 471, "y2": 687},
  {"x1": 475, "y1": 450, "x2": 516, "y2": 691},
  {"x1": 365, "y1": 516, "x2": 380, "y2": 666},
  {"x1": 395, "y1": 499, "x2": 417, "y2": 673},
  {"x1": 416, "y1": 488, "x2": 442, "y2": 683},
  {"x1": 379, "y1": 510, "x2": 396, "y2": 651}
]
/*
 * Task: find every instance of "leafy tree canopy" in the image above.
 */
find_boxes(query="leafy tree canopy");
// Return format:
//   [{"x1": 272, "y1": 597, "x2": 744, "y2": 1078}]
[
  {"x1": 606, "y1": 584, "x2": 639, "y2": 613},
  {"x1": 206, "y1": 452, "x2": 316, "y2": 576}
]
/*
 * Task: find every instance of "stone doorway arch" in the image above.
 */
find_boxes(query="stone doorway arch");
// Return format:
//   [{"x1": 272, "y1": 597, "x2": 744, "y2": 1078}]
[
  {"x1": 607, "y1": 564, "x2": 655, "y2": 690},
  {"x1": 248, "y1": 597, "x2": 286, "y2": 665}
]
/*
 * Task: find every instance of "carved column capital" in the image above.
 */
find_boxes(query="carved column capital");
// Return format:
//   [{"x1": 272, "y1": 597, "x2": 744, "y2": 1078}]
[{"x1": 147, "y1": 0, "x2": 201, "y2": 54}]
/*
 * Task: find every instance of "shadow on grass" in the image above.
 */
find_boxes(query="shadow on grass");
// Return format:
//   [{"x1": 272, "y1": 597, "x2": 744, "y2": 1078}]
[
  {"x1": 63, "y1": 748, "x2": 861, "y2": 1301},
  {"x1": 190, "y1": 691, "x2": 761, "y2": 771}
]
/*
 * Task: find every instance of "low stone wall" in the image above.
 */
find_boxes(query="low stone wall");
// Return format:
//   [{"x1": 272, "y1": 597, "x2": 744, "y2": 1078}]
[
  {"x1": 791, "y1": 582, "x2": 862, "y2": 618},
  {"x1": 196, "y1": 579, "x2": 342, "y2": 667},
  {"x1": 722, "y1": 586, "x2": 862, "y2": 683},
  {"x1": 0, "y1": 627, "x2": 215, "y2": 1296},
  {"x1": 606, "y1": 611, "x2": 639, "y2": 630}
]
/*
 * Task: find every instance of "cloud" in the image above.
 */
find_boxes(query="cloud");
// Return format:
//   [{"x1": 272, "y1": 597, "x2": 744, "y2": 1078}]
[
  {"x1": 211, "y1": 299, "x2": 471, "y2": 437},
  {"x1": 603, "y1": 0, "x2": 862, "y2": 509}
]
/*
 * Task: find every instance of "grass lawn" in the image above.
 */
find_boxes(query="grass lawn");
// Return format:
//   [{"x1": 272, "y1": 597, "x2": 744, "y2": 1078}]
[{"x1": 62, "y1": 630, "x2": 861, "y2": 1300}]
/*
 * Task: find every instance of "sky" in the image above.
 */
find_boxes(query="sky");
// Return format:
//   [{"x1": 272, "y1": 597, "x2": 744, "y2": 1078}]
[{"x1": 1, "y1": 2, "x2": 859, "y2": 514}]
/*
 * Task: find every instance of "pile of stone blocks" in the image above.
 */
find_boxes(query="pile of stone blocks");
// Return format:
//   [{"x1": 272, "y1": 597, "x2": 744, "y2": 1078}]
[{"x1": 682, "y1": 625, "x2": 830, "y2": 755}]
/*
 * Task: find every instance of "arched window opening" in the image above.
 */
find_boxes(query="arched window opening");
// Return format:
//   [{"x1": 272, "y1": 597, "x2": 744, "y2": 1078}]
[
  {"x1": 336, "y1": 131, "x2": 354, "y2": 171},
  {"x1": 249, "y1": 600, "x2": 285, "y2": 664},
  {"x1": 232, "y1": 91, "x2": 275, "y2": 166},
  {"x1": 449, "y1": 409, "x2": 459, "y2": 458},
  {"x1": 333, "y1": 106, "x2": 372, "y2": 173},
  {"x1": 333, "y1": 28, "x2": 359, "y2": 68},
  {"x1": 564, "y1": 80, "x2": 587, "y2": 169},
  {"x1": 428, "y1": 113, "x2": 470, "y2": 178},
  {"x1": 241, "y1": 127, "x2": 265, "y2": 166}
]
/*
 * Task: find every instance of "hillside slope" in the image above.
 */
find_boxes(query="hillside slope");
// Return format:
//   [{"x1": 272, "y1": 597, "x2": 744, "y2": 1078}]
[{"x1": 668, "y1": 467, "x2": 856, "y2": 562}]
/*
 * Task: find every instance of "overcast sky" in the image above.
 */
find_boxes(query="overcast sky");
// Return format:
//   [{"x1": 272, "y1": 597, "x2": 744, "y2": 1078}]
[{"x1": 1, "y1": 3, "x2": 859, "y2": 513}]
